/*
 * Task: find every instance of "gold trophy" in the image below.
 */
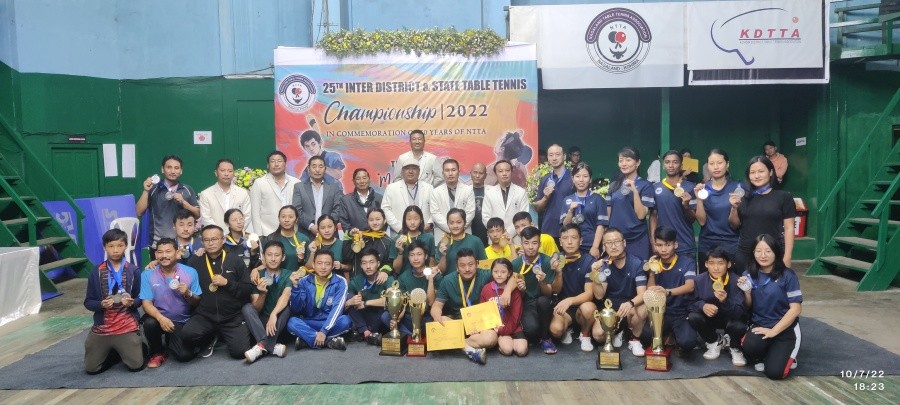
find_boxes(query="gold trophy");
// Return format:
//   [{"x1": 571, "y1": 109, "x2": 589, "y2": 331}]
[
  {"x1": 594, "y1": 299, "x2": 621, "y2": 370},
  {"x1": 380, "y1": 281, "x2": 408, "y2": 356},
  {"x1": 644, "y1": 289, "x2": 672, "y2": 371},
  {"x1": 406, "y1": 288, "x2": 428, "y2": 357}
]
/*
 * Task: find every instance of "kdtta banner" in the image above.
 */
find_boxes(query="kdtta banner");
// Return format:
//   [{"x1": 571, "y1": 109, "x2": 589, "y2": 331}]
[{"x1": 273, "y1": 45, "x2": 539, "y2": 192}]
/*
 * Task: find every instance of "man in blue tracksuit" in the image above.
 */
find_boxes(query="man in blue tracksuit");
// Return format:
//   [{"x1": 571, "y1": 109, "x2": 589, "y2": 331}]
[{"x1": 287, "y1": 249, "x2": 350, "y2": 350}]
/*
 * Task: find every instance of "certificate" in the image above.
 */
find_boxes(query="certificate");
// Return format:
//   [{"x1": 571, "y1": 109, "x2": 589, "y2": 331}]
[
  {"x1": 683, "y1": 157, "x2": 699, "y2": 174},
  {"x1": 460, "y1": 301, "x2": 503, "y2": 335},
  {"x1": 425, "y1": 320, "x2": 466, "y2": 351}
]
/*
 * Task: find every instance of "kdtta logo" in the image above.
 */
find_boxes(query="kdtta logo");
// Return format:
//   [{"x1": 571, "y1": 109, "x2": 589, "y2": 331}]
[
  {"x1": 585, "y1": 8, "x2": 652, "y2": 74},
  {"x1": 277, "y1": 74, "x2": 317, "y2": 113},
  {"x1": 710, "y1": 8, "x2": 802, "y2": 66}
]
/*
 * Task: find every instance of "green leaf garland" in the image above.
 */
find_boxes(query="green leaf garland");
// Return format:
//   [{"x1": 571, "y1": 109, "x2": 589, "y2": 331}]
[{"x1": 317, "y1": 28, "x2": 506, "y2": 58}]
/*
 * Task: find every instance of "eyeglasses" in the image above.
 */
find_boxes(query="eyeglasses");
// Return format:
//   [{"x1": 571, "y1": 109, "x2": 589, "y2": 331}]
[
  {"x1": 604, "y1": 240, "x2": 624, "y2": 248},
  {"x1": 202, "y1": 237, "x2": 222, "y2": 243}
]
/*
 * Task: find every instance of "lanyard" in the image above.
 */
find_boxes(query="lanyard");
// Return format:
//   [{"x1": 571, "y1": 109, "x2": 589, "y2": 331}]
[
  {"x1": 660, "y1": 255, "x2": 678, "y2": 271},
  {"x1": 492, "y1": 281, "x2": 505, "y2": 318},
  {"x1": 205, "y1": 251, "x2": 227, "y2": 280},
  {"x1": 752, "y1": 185, "x2": 772, "y2": 195},
  {"x1": 519, "y1": 256, "x2": 540, "y2": 275},
  {"x1": 662, "y1": 178, "x2": 677, "y2": 191},
  {"x1": 575, "y1": 191, "x2": 589, "y2": 214},
  {"x1": 710, "y1": 272, "x2": 729, "y2": 286},
  {"x1": 226, "y1": 234, "x2": 240, "y2": 246},
  {"x1": 752, "y1": 273, "x2": 772, "y2": 289},
  {"x1": 550, "y1": 168, "x2": 566, "y2": 185},
  {"x1": 564, "y1": 254, "x2": 582, "y2": 265},
  {"x1": 107, "y1": 260, "x2": 124, "y2": 294},
  {"x1": 407, "y1": 184, "x2": 419, "y2": 204},
  {"x1": 458, "y1": 275, "x2": 475, "y2": 307}
]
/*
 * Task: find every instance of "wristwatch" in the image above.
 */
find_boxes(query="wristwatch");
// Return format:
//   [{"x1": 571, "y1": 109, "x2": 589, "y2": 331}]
[{"x1": 666, "y1": 289, "x2": 672, "y2": 297}]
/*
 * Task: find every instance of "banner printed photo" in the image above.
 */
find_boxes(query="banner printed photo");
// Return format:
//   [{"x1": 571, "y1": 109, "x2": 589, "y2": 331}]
[{"x1": 274, "y1": 46, "x2": 539, "y2": 192}]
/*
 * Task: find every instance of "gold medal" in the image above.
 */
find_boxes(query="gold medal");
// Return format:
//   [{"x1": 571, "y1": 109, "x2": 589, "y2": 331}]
[
  {"x1": 712, "y1": 280, "x2": 725, "y2": 292},
  {"x1": 208, "y1": 283, "x2": 218, "y2": 292},
  {"x1": 649, "y1": 261, "x2": 662, "y2": 273},
  {"x1": 674, "y1": 185, "x2": 685, "y2": 198},
  {"x1": 499, "y1": 234, "x2": 508, "y2": 248},
  {"x1": 642, "y1": 261, "x2": 651, "y2": 271}
]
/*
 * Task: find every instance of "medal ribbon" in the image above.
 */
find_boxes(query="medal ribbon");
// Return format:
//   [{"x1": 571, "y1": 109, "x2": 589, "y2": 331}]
[
  {"x1": 519, "y1": 256, "x2": 540, "y2": 275},
  {"x1": 662, "y1": 179, "x2": 676, "y2": 191},
  {"x1": 492, "y1": 281, "x2": 505, "y2": 318},
  {"x1": 710, "y1": 272, "x2": 729, "y2": 286},
  {"x1": 361, "y1": 230, "x2": 386, "y2": 238},
  {"x1": 660, "y1": 255, "x2": 678, "y2": 271},
  {"x1": 225, "y1": 234, "x2": 239, "y2": 246},
  {"x1": 205, "y1": 250, "x2": 227, "y2": 281},
  {"x1": 564, "y1": 254, "x2": 582, "y2": 265},
  {"x1": 458, "y1": 274, "x2": 475, "y2": 307},
  {"x1": 752, "y1": 185, "x2": 772, "y2": 196},
  {"x1": 107, "y1": 260, "x2": 124, "y2": 295}
]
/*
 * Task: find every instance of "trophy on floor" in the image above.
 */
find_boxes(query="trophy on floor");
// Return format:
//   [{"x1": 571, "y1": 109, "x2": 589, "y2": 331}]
[
  {"x1": 381, "y1": 281, "x2": 408, "y2": 356},
  {"x1": 406, "y1": 288, "x2": 428, "y2": 357},
  {"x1": 594, "y1": 299, "x2": 621, "y2": 370},
  {"x1": 644, "y1": 289, "x2": 672, "y2": 371}
]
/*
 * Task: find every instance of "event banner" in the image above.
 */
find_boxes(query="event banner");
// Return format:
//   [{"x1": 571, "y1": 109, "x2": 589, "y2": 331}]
[
  {"x1": 687, "y1": 0, "x2": 824, "y2": 70},
  {"x1": 510, "y1": 4, "x2": 685, "y2": 89},
  {"x1": 273, "y1": 46, "x2": 539, "y2": 192}
]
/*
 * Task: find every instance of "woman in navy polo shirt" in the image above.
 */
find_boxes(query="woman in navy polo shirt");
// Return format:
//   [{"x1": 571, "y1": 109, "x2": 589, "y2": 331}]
[
  {"x1": 693, "y1": 148, "x2": 743, "y2": 273},
  {"x1": 605, "y1": 147, "x2": 654, "y2": 260},
  {"x1": 730, "y1": 156, "x2": 796, "y2": 271},
  {"x1": 738, "y1": 234, "x2": 802, "y2": 380},
  {"x1": 561, "y1": 162, "x2": 608, "y2": 257}
]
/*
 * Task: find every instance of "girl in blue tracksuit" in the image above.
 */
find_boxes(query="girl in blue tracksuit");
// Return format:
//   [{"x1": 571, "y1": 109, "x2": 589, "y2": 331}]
[{"x1": 287, "y1": 250, "x2": 351, "y2": 350}]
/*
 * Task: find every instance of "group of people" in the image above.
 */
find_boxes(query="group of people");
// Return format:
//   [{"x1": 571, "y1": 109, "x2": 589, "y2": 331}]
[{"x1": 84, "y1": 133, "x2": 802, "y2": 381}]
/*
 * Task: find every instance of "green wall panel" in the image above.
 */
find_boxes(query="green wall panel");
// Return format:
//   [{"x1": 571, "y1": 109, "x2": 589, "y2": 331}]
[{"x1": 18, "y1": 72, "x2": 120, "y2": 135}]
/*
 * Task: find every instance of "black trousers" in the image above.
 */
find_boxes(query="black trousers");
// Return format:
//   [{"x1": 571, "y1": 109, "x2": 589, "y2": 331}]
[
  {"x1": 742, "y1": 320, "x2": 801, "y2": 380},
  {"x1": 641, "y1": 313, "x2": 700, "y2": 350},
  {"x1": 175, "y1": 313, "x2": 253, "y2": 361},
  {"x1": 141, "y1": 314, "x2": 187, "y2": 356},
  {"x1": 242, "y1": 304, "x2": 291, "y2": 353},
  {"x1": 686, "y1": 311, "x2": 746, "y2": 348},
  {"x1": 347, "y1": 306, "x2": 387, "y2": 334},
  {"x1": 521, "y1": 296, "x2": 552, "y2": 342}
]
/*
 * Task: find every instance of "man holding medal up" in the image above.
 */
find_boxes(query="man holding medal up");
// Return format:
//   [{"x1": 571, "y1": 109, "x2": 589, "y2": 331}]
[{"x1": 176, "y1": 225, "x2": 255, "y2": 360}]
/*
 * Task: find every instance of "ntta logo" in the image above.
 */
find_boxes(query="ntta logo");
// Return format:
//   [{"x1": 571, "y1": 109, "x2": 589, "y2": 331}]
[{"x1": 710, "y1": 7, "x2": 802, "y2": 66}]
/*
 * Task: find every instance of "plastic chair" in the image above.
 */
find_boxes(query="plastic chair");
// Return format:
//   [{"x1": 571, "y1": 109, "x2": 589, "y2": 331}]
[{"x1": 107, "y1": 217, "x2": 140, "y2": 265}]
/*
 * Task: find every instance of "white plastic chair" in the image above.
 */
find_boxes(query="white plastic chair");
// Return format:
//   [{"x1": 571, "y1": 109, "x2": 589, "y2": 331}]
[{"x1": 107, "y1": 217, "x2": 140, "y2": 265}]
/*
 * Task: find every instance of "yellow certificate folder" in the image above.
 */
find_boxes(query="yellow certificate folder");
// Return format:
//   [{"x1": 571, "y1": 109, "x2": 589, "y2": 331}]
[
  {"x1": 683, "y1": 157, "x2": 699, "y2": 174},
  {"x1": 460, "y1": 301, "x2": 503, "y2": 335},
  {"x1": 425, "y1": 320, "x2": 466, "y2": 351}
]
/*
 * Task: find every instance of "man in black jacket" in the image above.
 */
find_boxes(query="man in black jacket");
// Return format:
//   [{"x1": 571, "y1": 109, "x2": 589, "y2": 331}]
[{"x1": 335, "y1": 168, "x2": 383, "y2": 232}]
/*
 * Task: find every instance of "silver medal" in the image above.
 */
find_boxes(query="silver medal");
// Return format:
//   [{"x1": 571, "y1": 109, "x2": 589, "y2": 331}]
[
  {"x1": 165, "y1": 191, "x2": 175, "y2": 200},
  {"x1": 423, "y1": 267, "x2": 433, "y2": 277},
  {"x1": 168, "y1": 278, "x2": 179, "y2": 289},
  {"x1": 697, "y1": 189, "x2": 709, "y2": 200},
  {"x1": 733, "y1": 186, "x2": 746, "y2": 198},
  {"x1": 620, "y1": 186, "x2": 631, "y2": 196},
  {"x1": 111, "y1": 294, "x2": 122, "y2": 304},
  {"x1": 573, "y1": 214, "x2": 585, "y2": 224},
  {"x1": 263, "y1": 276, "x2": 274, "y2": 287},
  {"x1": 150, "y1": 174, "x2": 161, "y2": 185}
]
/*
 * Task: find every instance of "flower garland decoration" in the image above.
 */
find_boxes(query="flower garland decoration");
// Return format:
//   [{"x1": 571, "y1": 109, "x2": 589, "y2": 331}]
[
  {"x1": 591, "y1": 178, "x2": 611, "y2": 199},
  {"x1": 318, "y1": 28, "x2": 506, "y2": 58},
  {"x1": 526, "y1": 162, "x2": 574, "y2": 202},
  {"x1": 234, "y1": 167, "x2": 267, "y2": 189}
]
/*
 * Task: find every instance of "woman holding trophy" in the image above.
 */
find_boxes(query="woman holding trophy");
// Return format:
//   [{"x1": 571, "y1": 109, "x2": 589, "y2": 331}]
[{"x1": 737, "y1": 234, "x2": 803, "y2": 380}]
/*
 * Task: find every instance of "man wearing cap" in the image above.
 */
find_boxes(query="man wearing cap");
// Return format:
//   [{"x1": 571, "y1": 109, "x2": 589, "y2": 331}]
[
  {"x1": 392, "y1": 130, "x2": 442, "y2": 187},
  {"x1": 382, "y1": 154, "x2": 434, "y2": 234}
]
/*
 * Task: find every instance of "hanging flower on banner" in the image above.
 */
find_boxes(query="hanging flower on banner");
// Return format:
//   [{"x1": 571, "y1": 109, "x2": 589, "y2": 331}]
[
  {"x1": 318, "y1": 28, "x2": 506, "y2": 58},
  {"x1": 234, "y1": 167, "x2": 267, "y2": 189}
]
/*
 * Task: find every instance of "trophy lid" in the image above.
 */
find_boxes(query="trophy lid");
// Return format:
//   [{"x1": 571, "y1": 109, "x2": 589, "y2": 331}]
[
  {"x1": 409, "y1": 288, "x2": 427, "y2": 304},
  {"x1": 643, "y1": 289, "x2": 667, "y2": 308}
]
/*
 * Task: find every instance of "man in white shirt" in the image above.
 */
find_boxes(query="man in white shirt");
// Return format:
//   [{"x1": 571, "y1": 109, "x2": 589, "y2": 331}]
[
  {"x1": 382, "y1": 155, "x2": 434, "y2": 234},
  {"x1": 199, "y1": 159, "x2": 252, "y2": 231},
  {"x1": 430, "y1": 159, "x2": 475, "y2": 245},
  {"x1": 392, "y1": 129, "x2": 442, "y2": 186},
  {"x1": 292, "y1": 155, "x2": 343, "y2": 238},
  {"x1": 482, "y1": 160, "x2": 529, "y2": 240},
  {"x1": 249, "y1": 151, "x2": 300, "y2": 236}
]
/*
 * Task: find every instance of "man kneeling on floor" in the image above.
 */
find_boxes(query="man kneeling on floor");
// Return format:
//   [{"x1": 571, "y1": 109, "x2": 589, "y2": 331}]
[
  {"x1": 140, "y1": 238, "x2": 201, "y2": 368},
  {"x1": 243, "y1": 240, "x2": 296, "y2": 363},
  {"x1": 287, "y1": 249, "x2": 351, "y2": 350}
]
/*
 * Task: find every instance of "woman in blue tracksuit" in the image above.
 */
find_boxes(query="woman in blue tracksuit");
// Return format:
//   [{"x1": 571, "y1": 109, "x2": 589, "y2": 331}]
[
  {"x1": 605, "y1": 147, "x2": 654, "y2": 260},
  {"x1": 287, "y1": 249, "x2": 351, "y2": 350},
  {"x1": 561, "y1": 162, "x2": 608, "y2": 257}
]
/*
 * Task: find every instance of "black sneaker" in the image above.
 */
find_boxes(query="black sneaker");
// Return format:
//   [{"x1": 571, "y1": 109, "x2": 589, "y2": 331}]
[
  {"x1": 201, "y1": 336, "x2": 218, "y2": 358},
  {"x1": 326, "y1": 336, "x2": 347, "y2": 351},
  {"x1": 349, "y1": 330, "x2": 365, "y2": 342},
  {"x1": 295, "y1": 337, "x2": 308, "y2": 351},
  {"x1": 365, "y1": 333, "x2": 382, "y2": 346}
]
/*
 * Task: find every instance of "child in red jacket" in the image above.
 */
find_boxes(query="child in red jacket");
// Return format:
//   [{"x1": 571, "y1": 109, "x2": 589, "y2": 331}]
[{"x1": 480, "y1": 258, "x2": 527, "y2": 357}]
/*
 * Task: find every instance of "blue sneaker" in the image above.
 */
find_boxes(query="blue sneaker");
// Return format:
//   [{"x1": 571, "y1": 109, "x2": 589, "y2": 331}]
[
  {"x1": 540, "y1": 339, "x2": 558, "y2": 355},
  {"x1": 466, "y1": 348, "x2": 487, "y2": 365}
]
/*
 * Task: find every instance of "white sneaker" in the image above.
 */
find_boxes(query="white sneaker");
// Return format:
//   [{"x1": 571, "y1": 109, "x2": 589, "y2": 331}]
[
  {"x1": 730, "y1": 348, "x2": 746, "y2": 366},
  {"x1": 244, "y1": 344, "x2": 264, "y2": 364},
  {"x1": 612, "y1": 331, "x2": 624, "y2": 348},
  {"x1": 703, "y1": 339, "x2": 724, "y2": 360},
  {"x1": 273, "y1": 343, "x2": 287, "y2": 358},
  {"x1": 579, "y1": 336, "x2": 594, "y2": 352},
  {"x1": 560, "y1": 330, "x2": 573, "y2": 345},
  {"x1": 628, "y1": 339, "x2": 645, "y2": 357},
  {"x1": 791, "y1": 359, "x2": 798, "y2": 370},
  {"x1": 754, "y1": 363, "x2": 765, "y2": 372}
]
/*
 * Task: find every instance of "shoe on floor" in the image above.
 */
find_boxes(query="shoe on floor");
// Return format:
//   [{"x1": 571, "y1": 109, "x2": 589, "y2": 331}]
[
  {"x1": 201, "y1": 336, "x2": 218, "y2": 358},
  {"x1": 540, "y1": 339, "x2": 558, "y2": 355},
  {"x1": 147, "y1": 353, "x2": 167, "y2": 368},
  {"x1": 628, "y1": 339, "x2": 645, "y2": 357},
  {"x1": 365, "y1": 332, "x2": 382, "y2": 346},
  {"x1": 790, "y1": 359, "x2": 798, "y2": 370},
  {"x1": 613, "y1": 331, "x2": 624, "y2": 348},
  {"x1": 754, "y1": 363, "x2": 765, "y2": 372},
  {"x1": 326, "y1": 336, "x2": 347, "y2": 351},
  {"x1": 703, "y1": 338, "x2": 724, "y2": 360},
  {"x1": 272, "y1": 343, "x2": 287, "y2": 358},
  {"x1": 295, "y1": 337, "x2": 308, "y2": 351},
  {"x1": 560, "y1": 330, "x2": 573, "y2": 345},
  {"x1": 244, "y1": 343, "x2": 265, "y2": 363},
  {"x1": 466, "y1": 348, "x2": 487, "y2": 365},
  {"x1": 579, "y1": 336, "x2": 594, "y2": 352},
  {"x1": 730, "y1": 348, "x2": 746, "y2": 366}
]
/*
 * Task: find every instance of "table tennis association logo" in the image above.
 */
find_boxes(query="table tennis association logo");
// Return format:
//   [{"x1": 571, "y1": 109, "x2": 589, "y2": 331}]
[
  {"x1": 709, "y1": 7, "x2": 802, "y2": 66},
  {"x1": 278, "y1": 74, "x2": 317, "y2": 113},
  {"x1": 584, "y1": 8, "x2": 652, "y2": 74}
]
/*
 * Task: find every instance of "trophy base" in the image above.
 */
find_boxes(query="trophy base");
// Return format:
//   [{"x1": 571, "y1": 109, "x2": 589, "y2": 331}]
[
  {"x1": 380, "y1": 336, "x2": 407, "y2": 356},
  {"x1": 645, "y1": 347, "x2": 673, "y2": 371},
  {"x1": 406, "y1": 337, "x2": 427, "y2": 357},
  {"x1": 597, "y1": 350, "x2": 621, "y2": 370}
]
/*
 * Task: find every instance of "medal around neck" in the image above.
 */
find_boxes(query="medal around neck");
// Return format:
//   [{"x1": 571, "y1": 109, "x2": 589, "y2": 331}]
[
  {"x1": 150, "y1": 174, "x2": 161, "y2": 185},
  {"x1": 673, "y1": 184, "x2": 685, "y2": 198},
  {"x1": 209, "y1": 282, "x2": 218, "y2": 292},
  {"x1": 573, "y1": 213, "x2": 585, "y2": 224},
  {"x1": 168, "y1": 277, "x2": 180, "y2": 290},
  {"x1": 423, "y1": 267, "x2": 432, "y2": 277},
  {"x1": 165, "y1": 191, "x2": 175, "y2": 200},
  {"x1": 712, "y1": 280, "x2": 725, "y2": 292},
  {"x1": 697, "y1": 189, "x2": 709, "y2": 200},
  {"x1": 246, "y1": 233, "x2": 259, "y2": 248},
  {"x1": 733, "y1": 186, "x2": 746, "y2": 198}
]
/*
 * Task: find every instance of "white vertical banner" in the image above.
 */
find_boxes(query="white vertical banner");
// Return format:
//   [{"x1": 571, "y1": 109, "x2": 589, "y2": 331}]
[
  {"x1": 121, "y1": 144, "x2": 136, "y2": 178},
  {"x1": 512, "y1": 4, "x2": 685, "y2": 89},
  {"x1": 102, "y1": 144, "x2": 118, "y2": 177}
]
